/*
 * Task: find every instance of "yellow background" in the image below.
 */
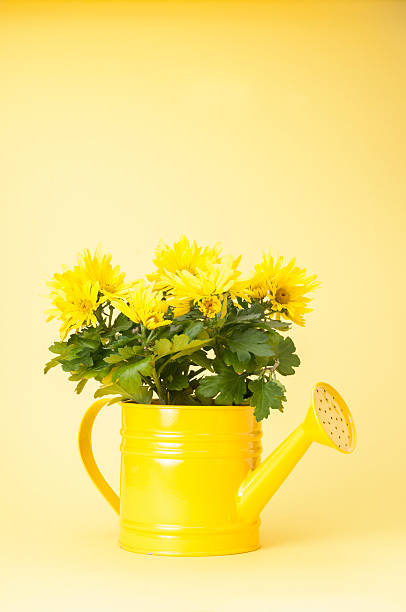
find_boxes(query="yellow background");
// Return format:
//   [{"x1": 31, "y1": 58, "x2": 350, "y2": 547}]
[{"x1": 1, "y1": 1, "x2": 405, "y2": 610}]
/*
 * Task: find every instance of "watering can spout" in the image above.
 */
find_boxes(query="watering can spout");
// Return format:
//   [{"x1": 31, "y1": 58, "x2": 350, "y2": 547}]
[{"x1": 237, "y1": 382, "x2": 356, "y2": 523}]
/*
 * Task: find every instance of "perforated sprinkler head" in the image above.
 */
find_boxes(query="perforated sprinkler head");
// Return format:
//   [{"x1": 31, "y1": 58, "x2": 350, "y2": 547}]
[{"x1": 304, "y1": 382, "x2": 356, "y2": 453}]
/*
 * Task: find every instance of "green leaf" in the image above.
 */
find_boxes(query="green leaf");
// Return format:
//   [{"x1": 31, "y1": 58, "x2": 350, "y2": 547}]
[
  {"x1": 74, "y1": 379, "x2": 88, "y2": 394},
  {"x1": 153, "y1": 338, "x2": 172, "y2": 358},
  {"x1": 104, "y1": 344, "x2": 143, "y2": 364},
  {"x1": 90, "y1": 365, "x2": 112, "y2": 381},
  {"x1": 104, "y1": 354, "x2": 126, "y2": 364},
  {"x1": 113, "y1": 357, "x2": 153, "y2": 393},
  {"x1": 48, "y1": 341, "x2": 69, "y2": 356},
  {"x1": 153, "y1": 334, "x2": 210, "y2": 360},
  {"x1": 248, "y1": 378, "x2": 287, "y2": 421},
  {"x1": 189, "y1": 350, "x2": 214, "y2": 371},
  {"x1": 223, "y1": 348, "x2": 253, "y2": 374},
  {"x1": 94, "y1": 384, "x2": 125, "y2": 398},
  {"x1": 269, "y1": 335, "x2": 300, "y2": 376},
  {"x1": 171, "y1": 334, "x2": 194, "y2": 352},
  {"x1": 68, "y1": 371, "x2": 85, "y2": 381},
  {"x1": 169, "y1": 388, "x2": 199, "y2": 405},
  {"x1": 112, "y1": 312, "x2": 133, "y2": 331},
  {"x1": 108, "y1": 334, "x2": 136, "y2": 351},
  {"x1": 225, "y1": 302, "x2": 265, "y2": 324},
  {"x1": 167, "y1": 374, "x2": 190, "y2": 391},
  {"x1": 255, "y1": 320, "x2": 291, "y2": 331},
  {"x1": 74, "y1": 365, "x2": 111, "y2": 381},
  {"x1": 78, "y1": 338, "x2": 100, "y2": 350},
  {"x1": 44, "y1": 357, "x2": 60, "y2": 374},
  {"x1": 95, "y1": 380, "x2": 152, "y2": 404},
  {"x1": 197, "y1": 366, "x2": 247, "y2": 405},
  {"x1": 183, "y1": 321, "x2": 204, "y2": 339},
  {"x1": 129, "y1": 386, "x2": 153, "y2": 404},
  {"x1": 118, "y1": 345, "x2": 143, "y2": 359},
  {"x1": 226, "y1": 328, "x2": 274, "y2": 361}
]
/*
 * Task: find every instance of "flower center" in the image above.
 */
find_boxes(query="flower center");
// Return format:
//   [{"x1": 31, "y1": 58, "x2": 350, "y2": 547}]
[
  {"x1": 275, "y1": 287, "x2": 290, "y2": 304},
  {"x1": 198, "y1": 295, "x2": 222, "y2": 318},
  {"x1": 79, "y1": 300, "x2": 93, "y2": 313},
  {"x1": 250, "y1": 282, "x2": 268, "y2": 300}
]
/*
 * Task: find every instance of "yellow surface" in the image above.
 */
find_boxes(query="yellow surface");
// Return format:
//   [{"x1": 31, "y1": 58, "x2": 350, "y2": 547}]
[{"x1": 1, "y1": 0, "x2": 405, "y2": 609}]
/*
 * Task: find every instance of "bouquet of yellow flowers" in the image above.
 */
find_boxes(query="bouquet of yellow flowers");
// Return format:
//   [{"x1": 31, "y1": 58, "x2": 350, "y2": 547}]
[{"x1": 44, "y1": 237, "x2": 319, "y2": 420}]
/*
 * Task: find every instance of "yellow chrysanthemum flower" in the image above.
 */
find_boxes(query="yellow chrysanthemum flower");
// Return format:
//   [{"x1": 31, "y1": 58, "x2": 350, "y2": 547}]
[
  {"x1": 46, "y1": 268, "x2": 102, "y2": 339},
  {"x1": 167, "y1": 256, "x2": 249, "y2": 318},
  {"x1": 112, "y1": 281, "x2": 170, "y2": 330},
  {"x1": 147, "y1": 235, "x2": 223, "y2": 290},
  {"x1": 77, "y1": 246, "x2": 131, "y2": 301},
  {"x1": 248, "y1": 253, "x2": 320, "y2": 326}
]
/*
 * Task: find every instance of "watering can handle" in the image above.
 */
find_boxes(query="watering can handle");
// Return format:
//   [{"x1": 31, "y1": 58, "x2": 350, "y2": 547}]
[{"x1": 78, "y1": 398, "x2": 120, "y2": 515}]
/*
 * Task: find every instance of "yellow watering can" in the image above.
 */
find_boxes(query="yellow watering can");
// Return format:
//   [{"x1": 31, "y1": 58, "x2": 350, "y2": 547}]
[{"x1": 79, "y1": 381, "x2": 356, "y2": 556}]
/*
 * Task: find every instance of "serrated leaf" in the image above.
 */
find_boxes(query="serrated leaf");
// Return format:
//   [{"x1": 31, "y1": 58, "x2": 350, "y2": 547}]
[
  {"x1": 269, "y1": 335, "x2": 300, "y2": 376},
  {"x1": 197, "y1": 366, "x2": 247, "y2": 405},
  {"x1": 171, "y1": 334, "x2": 193, "y2": 352},
  {"x1": 167, "y1": 374, "x2": 190, "y2": 391},
  {"x1": 104, "y1": 345, "x2": 143, "y2": 364},
  {"x1": 248, "y1": 378, "x2": 286, "y2": 421},
  {"x1": 154, "y1": 334, "x2": 210, "y2": 360},
  {"x1": 227, "y1": 328, "x2": 274, "y2": 361},
  {"x1": 153, "y1": 338, "x2": 173, "y2": 358},
  {"x1": 113, "y1": 357, "x2": 153, "y2": 394}
]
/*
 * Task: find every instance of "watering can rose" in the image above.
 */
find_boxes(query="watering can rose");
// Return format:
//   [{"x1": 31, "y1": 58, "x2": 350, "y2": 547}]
[{"x1": 44, "y1": 237, "x2": 319, "y2": 420}]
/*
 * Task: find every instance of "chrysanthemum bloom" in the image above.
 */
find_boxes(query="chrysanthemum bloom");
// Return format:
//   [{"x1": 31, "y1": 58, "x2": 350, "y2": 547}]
[
  {"x1": 166, "y1": 256, "x2": 249, "y2": 318},
  {"x1": 77, "y1": 246, "x2": 132, "y2": 301},
  {"x1": 46, "y1": 268, "x2": 102, "y2": 339},
  {"x1": 112, "y1": 281, "x2": 171, "y2": 330},
  {"x1": 147, "y1": 235, "x2": 223, "y2": 291},
  {"x1": 248, "y1": 253, "x2": 320, "y2": 326}
]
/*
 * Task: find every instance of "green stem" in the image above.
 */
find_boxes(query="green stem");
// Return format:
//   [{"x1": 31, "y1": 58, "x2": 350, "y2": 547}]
[
  {"x1": 107, "y1": 305, "x2": 114, "y2": 328},
  {"x1": 95, "y1": 308, "x2": 108, "y2": 330},
  {"x1": 145, "y1": 329, "x2": 156, "y2": 346},
  {"x1": 151, "y1": 363, "x2": 166, "y2": 404}
]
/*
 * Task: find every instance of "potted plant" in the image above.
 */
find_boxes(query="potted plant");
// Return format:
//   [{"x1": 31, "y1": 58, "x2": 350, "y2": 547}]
[{"x1": 43, "y1": 237, "x2": 355, "y2": 556}]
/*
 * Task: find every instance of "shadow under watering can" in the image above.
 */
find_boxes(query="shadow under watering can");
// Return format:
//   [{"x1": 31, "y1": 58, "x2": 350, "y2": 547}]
[{"x1": 79, "y1": 381, "x2": 356, "y2": 556}]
